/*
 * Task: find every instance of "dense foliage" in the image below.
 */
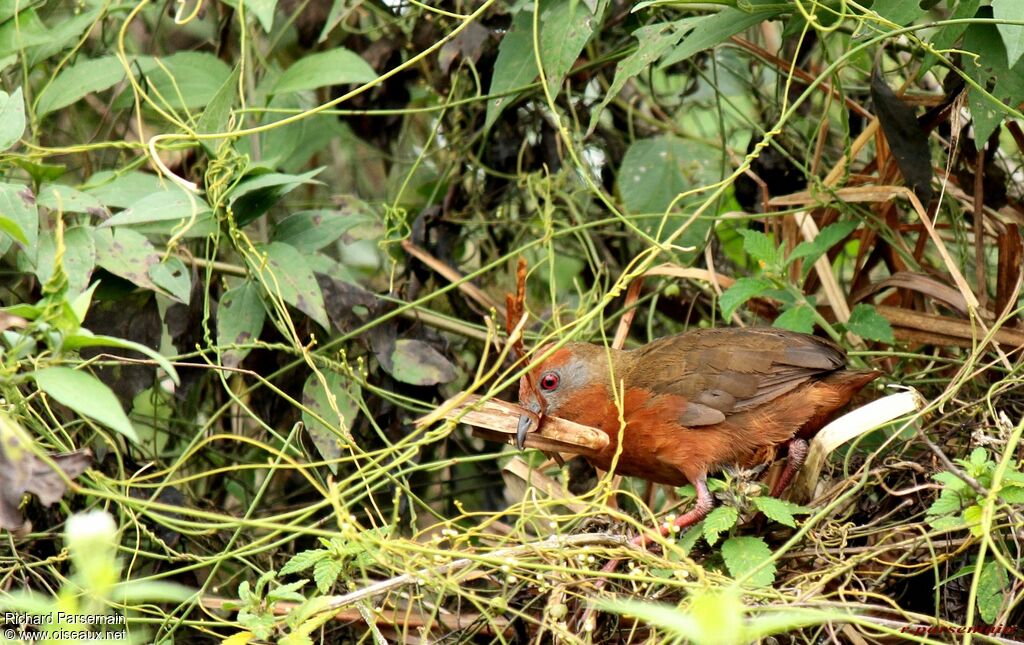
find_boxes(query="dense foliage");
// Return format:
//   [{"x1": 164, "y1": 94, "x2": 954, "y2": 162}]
[{"x1": 1, "y1": 0, "x2": 1023, "y2": 642}]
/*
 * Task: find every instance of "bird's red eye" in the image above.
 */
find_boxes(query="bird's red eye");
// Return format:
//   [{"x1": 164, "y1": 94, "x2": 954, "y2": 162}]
[{"x1": 539, "y1": 372, "x2": 559, "y2": 391}]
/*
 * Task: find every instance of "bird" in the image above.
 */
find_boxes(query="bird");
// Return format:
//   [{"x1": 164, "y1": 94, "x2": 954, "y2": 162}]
[{"x1": 515, "y1": 327, "x2": 880, "y2": 536}]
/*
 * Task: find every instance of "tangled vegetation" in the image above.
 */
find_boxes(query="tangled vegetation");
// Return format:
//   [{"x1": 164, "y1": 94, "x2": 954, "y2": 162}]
[{"x1": 1, "y1": 0, "x2": 1023, "y2": 642}]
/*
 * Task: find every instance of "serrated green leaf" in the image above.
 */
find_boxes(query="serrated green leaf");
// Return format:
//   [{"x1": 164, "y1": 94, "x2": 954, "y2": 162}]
[
  {"x1": 313, "y1": 557, "x2": 343, "y2": 594},
  {"x1": 752, "y1": 496, "x2": 800, "y2": 527},
  {"x1": 787, "y1": 220, "x2": 858, "y2": 265},
  {"x1": 997, "y1": 483, "x2": 1024, "y2": 504},
  {"x1": 702, "y1": 505, "x2": 738, "y2": 545},
  {"x1": 738, "y1": 229, "x2": 780, "y2": 267},
  {"x1": 963, "y1": 504, "x2": 984, "y2": 537},
  {"x1": 719, "y1": 277, "x2": 774, "y2": 319},
  {"x1": 721, "y1": 536, "x2": 775, "y2": 586},
  {"x1": 280, "y1": 550, "x2": 328, "y2": 575},
  {"x1": 845, "y1": 304, "x2": 895, "y2": 344},
  {"x1": 32, "y1": 367, "x2": 138, "y2": 442},
  {"x1": 927, "y1": 488, "x2": 966, "y2": 518},
  {"x1": 773, "y1": 305, "x2": 815, "y2": 334}
]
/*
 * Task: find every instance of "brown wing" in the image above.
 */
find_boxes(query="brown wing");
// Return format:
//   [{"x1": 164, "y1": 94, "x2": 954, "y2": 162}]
[{"x1": 624, "y1": 328, "x2": 846, "y2": 426}]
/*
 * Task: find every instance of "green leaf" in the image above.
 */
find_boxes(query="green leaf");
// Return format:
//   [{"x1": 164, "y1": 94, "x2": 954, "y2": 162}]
[
  {"x1": 84, "y1": 171, "x2": 170, "y2": 209},
  {"x1": 196, "y1": 64, "x2": 241, "y2": 156},
  {"x1": 91, "y1": 228, "x2": 162, "y2": 292},
  {"x1": 721, "y1": 536, "x2": 775, "y2": 586},
  {"x1": 996, "y1": 483, "x2": 1024, "y2": 503},
  {"x1": 719, "y1": 277, "x2": 774, "y2": 319},
  {"x1": 135, "y1": 52, "x2": 233, "y2": 111},
  {"x1": 702, "y1": 505, "x2": 738, "y2": 545},
  {"x1": 37, "y1": 184, "x2": 104, "y2": 214},
  {"x1": 387, "y1": 339, "x2": 457, "y2": 386},
  {"x1": 256, "y1": 242, "x2": 330, "y2": 329},
  {"x1": 871, "y1": 0, "x2": 925, "y2": 26},
  {"x1": 102, "y1": 188, "x2": 215, "y2": 237},
  {"x1": 280, "y1": 549, "x2": 328, "y2": 575},
  {"x1": 32, "y1": 367, "x2": 137, "y2": 442},
  {"x1": 148, "y1": 256, "x2": 192, "y2": 304},
  {"x1": 274, "y1": 208, "x2": 373, "y2": 253},
  {"x1": 0, "y1": 182, "x2": 37, "y2": 253},
  {"x1": 977, "y1": 559, "x2": 1008, "y2": 623},
  {"x1": 619, "y1": 136, "x2": 721, "y2": 214},
  {"x1": 920, "y1": 0, "x2": 981, "y2": 74},
  {"x1": 589, "y1": 18, "x2": 698, "y2": 131},
  {"x1": 787, "y1": 220, "x2": 858, "y2": 265},
  {"x1": 738, "y1": 229, "x2": 781, "y2": 267},
  {"x1": 218, "y1": 281, "x2": 267, "y2": 369},
  {"x1": 927, "y1": 488, "x2": 967, "y2": 519},
  {"x1": 963, "y1": 10, "x2": 1024, "y2": 143},
  {"x1": 242, "y1": 0, "x2": 277, "y2": 32},
  {"x1": 773, "y1": 305, "x2": 815, "y2": 334},
  {"x1": 313, "y1": 557, "x2": 343, "y2": 594},
  {"x1": 35, "y1": 56, "x2": 126, "y2": 117},
  {"x1": 301, "y1": 371, "x2": 360, "y2": 468},
  {"x1": 600, "y1": 591, "x2": 743, "y2": 645},
  {"x1": 0, "y1": 87, "x2": 25, "y2": 151},
  {"x1": 845, "y1": 303, "x2": 895, "y2": 344},
  {"x1": 537, "y1": 0, "x2": 599, "y2": 97},
  {"x1": 659, "y1": 8, "x2": 778, "y2": 69},
  {"x1": 752, "y1": 497, "x2": 805, "y2": 527},
  {"x1": 963, "y1": 504, "x2": 984, "y2": 537},
  {"x1": 229, "y1": 168, "x2": 324, "y2": 226},
  {"x1": 993, "y1": 0, "x2": 1024, "y2": 68},
  {"x1": 272, "y1": 47, "x2": 376, "y2": 94},
  {"x1": 34, "y1": 226, "x2": 96, "y2": 296},
  {"x1": 62, "y1": 332, "x2": 180, "y2": 386},
  {"x1": 484, "y1": 10, "x2": 536, "y2": 132}
]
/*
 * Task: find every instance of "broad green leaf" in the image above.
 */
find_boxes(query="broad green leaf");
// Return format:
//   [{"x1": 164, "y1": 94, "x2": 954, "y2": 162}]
[
  {"x1": 301, "y1": 371, "x2": 360, "y2": 468},
  {"x1": 37, "y1": 184, "x2": 104, "y2": 214},
  {"x1": 0, "y1": 9, "x2": 51, "y2": 58},
  {"x1": 272, "y1": 47, "x2": 376, "y2": 94},
  {"x1": 229, "y1": 168, "x2": 324, "y2": 226},
  {"x1": 773, "y1": 305, "x2": 815, "y2": 334},
  {"x1": 217, "y1": 281, "x2": 266, "y2": 369},
  {"x1": 600, "y1": 588, "x2": 744, "y2": 645},
  {"x1": 738, "y1": 229, "x2": 781, "y2": 267},
  {"x1": 752, "y1": 496, "x2": 805, "y2": 527},
  {"x1": 242, "y1": 0, "x2": 277, "y2": 32},
  {"x1": 0, "y1": 182, "x2": 37, "y2": 253},
  {"x1": 619, "y1": 136, "x2": 721, "y2": 214},
  {"x1": 871, "y1": 0, "x2": 925, "y2": 26},
  {"x1": 719, "y1": 277, "x2": 774, "y2": 319},
  {"x1": 702, "y1": 505, "x2": 738, "y2": 545},
  {"x1": 484, "y1": 10, "x2": 537, "y2": 132},
  {"x1": 721, "y1": 536, "x2": 775, "y2": 586},
  {"x1": 920, "y1": 0, "x2": 981, "y2": 74},
  {"x1": 993, "y1": 0, "x2": 1024, "y2": 68},
  {"x1": 35, "y1": 55, "x2": 126, "y2": 117},
  {"x1": 131, "y1": 52, "x2": 232, "y2": 111},
  {"x1": 0, "y1": 87, "x2": 25, "y2": 150},
  {"x1": 977, "y1": 559, "x2": 1008, "y2": 623},
  {"x1": 846, "y1": 303, "x2": 895, "y2": 344},
  {"x1": 659, "y1": 8, "x2": 778, "y2": 69},
  {"x1": 273, "y1": 208, "x2": 370, "y2": 253},
  {"x1": 538, "y1": 0, "x2": 600, "y2": 96},
  {"x1": 62, "y1": 332, "x2": 180, "y2": 386},
  {"x1": 148, "y1": 256, "x2": 191, "y2": 304},
  {"x1": 34, "y1": 225, "x2": 96, "y2": 295},
  {"x1": 102, "y1": 189, "x2": 215, "y2": 237},
  {"x1": 387, "y1": 339, "x2": 457, "y2": 386},
  {"x1": 963, "y1": 504, "x2": 984, "y2": 537},
  {"x1": 963, "y1": 11, "x2": 1024, "y2": 143},
  {"x1": 84, "y1": 171, "x2": 171, "y2": 209},
  {"x1": 590, "y1": 18, "x2": 698, "y2": 131},
  {"x1": 997, "y1": 483, "x2": 1024, "y2": 503},
  {"x1": 91, "y1": 228, "x2": 162, "y2": 292},
  {"x1": 256, "y1": 242, "x2": 330, "y2": 329},
  {"x1": 32, "y1": 367, "x2": 138, "y2": 442},
  {"x1": 196, "y1": 64, "x2": 241, "y2": 155}
]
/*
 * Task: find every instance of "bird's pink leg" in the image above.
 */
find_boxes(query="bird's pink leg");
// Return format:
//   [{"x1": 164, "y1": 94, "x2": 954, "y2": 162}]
[{"x1": 769, "y1": 438, "x2": 809, "y2": 498}]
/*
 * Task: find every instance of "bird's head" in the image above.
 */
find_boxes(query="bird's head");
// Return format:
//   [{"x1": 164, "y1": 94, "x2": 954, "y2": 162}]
[{"x1": 515, "y1": 342, "x2": 616, "y2": 450}]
